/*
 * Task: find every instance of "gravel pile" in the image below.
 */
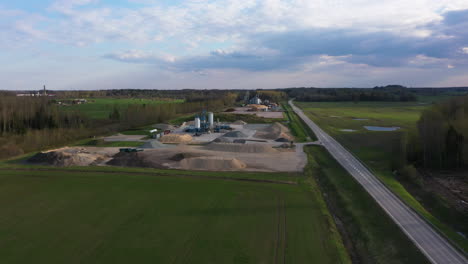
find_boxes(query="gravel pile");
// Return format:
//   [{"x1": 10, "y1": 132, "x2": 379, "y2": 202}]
[
  {"x1": 254, "y1": 122, "x2": 293, "y2": 140},
  {"x1": 223, "y1": 131, "x2": 248, "y2": 138},
  {"x1": 205, "y1": 143, "x2": 278, "y2": 153},
  {"x1": 180, "y1": 157, "x2": 246, "y2": 171}
]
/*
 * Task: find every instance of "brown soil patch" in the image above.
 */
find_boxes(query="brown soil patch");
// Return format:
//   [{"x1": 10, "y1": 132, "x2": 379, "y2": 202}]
[
  {"x1": 107, "y1": 152, "x2": 169, "y2": 169},
  {"x1": 205, "y1": 143, "x2": 278, "y2": 153},
  {"x1": 28, "y1": 150, "x2": 106, "y2": 167},
  {"x1": 170, "y1": 152, "x2": 206, "y2": 161},
  {"x1": 180, "y1": 157, "x2": 247, "y2": 171}
]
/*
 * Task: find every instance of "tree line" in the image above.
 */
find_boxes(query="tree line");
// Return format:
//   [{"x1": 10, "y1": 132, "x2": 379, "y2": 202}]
[
  {"x1": 283, "y1": 85, "x2": 417, "y2": 102},
  {"x1": 405, "y1": 95, "x2": 467, "y2": 170}
]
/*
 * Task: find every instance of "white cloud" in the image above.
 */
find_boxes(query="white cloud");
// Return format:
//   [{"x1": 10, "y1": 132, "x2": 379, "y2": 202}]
[
  {"x1": 28, "y1": 0, "x2": 468, "y2": 47},
  {"x1": 408, "y1": 54, "x2": 451, "y2": 67},
  {"x1": 105, "y1": 50, "x2": 177, "y2": 63},
  {"x1": 2, "y1": 1, "x2": 468, "y2": 89}
]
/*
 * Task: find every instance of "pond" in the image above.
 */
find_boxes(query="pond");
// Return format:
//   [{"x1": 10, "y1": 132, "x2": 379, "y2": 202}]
[
  {"x1": 364, "y1": 126, "x2": 400, "y2": 131},
  {"x1": 353, "y1": 118, "x2": 368, "y2": 121},
  {"x1": 340, "y1": 129, "x2": 357, "y2": 132}
]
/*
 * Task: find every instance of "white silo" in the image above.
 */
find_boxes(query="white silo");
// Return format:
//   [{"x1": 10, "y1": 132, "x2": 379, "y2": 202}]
[
  {"x1": 195, "y1": 117, "x2": 201, "y2": 129},
  {"x1": 208, "y1": 112, "x2": 214, "y2": 127}
]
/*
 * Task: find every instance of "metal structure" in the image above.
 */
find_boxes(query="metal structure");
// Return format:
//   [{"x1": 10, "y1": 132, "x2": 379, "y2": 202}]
[
  {"x1": 186, "y1": 110, "x2": 214, "y2": 133},
  {"x1": 208, "y1": 112, "x2": 214, "y2": 128}
]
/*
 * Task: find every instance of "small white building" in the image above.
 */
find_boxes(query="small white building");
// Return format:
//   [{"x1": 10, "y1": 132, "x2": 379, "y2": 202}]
[{"x1": 249, "y1": 95, "x2": 262, "y2": 105}]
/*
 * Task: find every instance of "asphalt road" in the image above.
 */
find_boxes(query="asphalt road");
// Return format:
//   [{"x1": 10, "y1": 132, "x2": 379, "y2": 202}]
[{"x1": 289, "y1": 100, "x2": 467, "y2": 264}]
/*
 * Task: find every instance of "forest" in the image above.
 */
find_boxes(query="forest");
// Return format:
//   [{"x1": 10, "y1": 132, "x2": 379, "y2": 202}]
[
  {"x1": 0, "y1": 93, "x2": 237, "y2": 159},
  {"x1": 284, "y1": 85, "x2": 417, "y2": 102},
  {"x1": 406, "y1": 95, "x2": 468, "y2": 170}
]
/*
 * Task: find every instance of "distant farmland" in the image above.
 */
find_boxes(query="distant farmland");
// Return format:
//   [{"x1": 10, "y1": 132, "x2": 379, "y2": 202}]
[{"x1": 63, "y1": 98, "x2": 184, "y2": 119}]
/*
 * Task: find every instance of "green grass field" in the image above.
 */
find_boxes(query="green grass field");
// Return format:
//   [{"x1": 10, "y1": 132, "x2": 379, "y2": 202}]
[
  {"x1": 305, "y1": 145, "x2": 429, "y2": 263},
  {"x1": 282, "y1": 103, "x2": 317, "y2": 142},
  {"x1": 296, "y1": 100, "x2": 468, "y2": 252},
  {"x1": 0, "y1": 165, "x2": 350, "y2": 264},
  {"x1": 63, "y1": 98, "x2": 184, "y2": 119}
]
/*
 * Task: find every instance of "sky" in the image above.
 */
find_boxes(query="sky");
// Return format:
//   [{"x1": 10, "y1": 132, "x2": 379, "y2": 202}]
[{"x1": 1, "y1": 0, "x2": 468, "y2": 90}]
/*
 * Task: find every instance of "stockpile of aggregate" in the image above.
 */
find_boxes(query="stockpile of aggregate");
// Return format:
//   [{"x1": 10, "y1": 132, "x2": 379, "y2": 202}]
[
  {"x1": 107, "y1": 152, "x2": 168, "y2": 169},
  {"x1": 180, "y1": 157, "x2": 246, "y2": 171},
  {"x1": 28, "y1": 151, "x2": 104, "y2": 167},
  {"x1": 223, "y1": 131, "x2": 248, "y2": 138},
  {"x1": 205, "y1": 143, "x2": 278, "y2": 153},
  {"x1": 213, "y1": 137, "x2": 232, "y2": 143},
  {"x1": 170, "y1": 152, "x2": 207, "y2": 161},
  {"x1": 254, "y1": 122, "x2": 293, "y2": 140},
  {"x1": 159, "y1": 134, "x2": 192, "y2": 143}
]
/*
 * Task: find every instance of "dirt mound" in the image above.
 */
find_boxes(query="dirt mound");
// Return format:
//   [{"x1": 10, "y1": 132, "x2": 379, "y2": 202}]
[
  {"x1": 180, "y1": 157, "x2": 246, "y2": 171},
  {"x1": 213, "y1": 137, "x2": 232, "y2": 143},
  {"x1": 254, "y1": 122, "x2": 293, "y2": 140},
  {"x1": 159, "y1": 134, "x2": 192, "y2": 143},
  {"x1": 223, "y1": 131, "x2": 248, "y2": 138},
  {"x1": 170, "y1": 152, "x2": 206, "y2": 161},
  {"x1": 28, "y1": 151, "x2": 104, "y2": 166},
  {"x1": 205, "y1": 143, "x2": 278, "y2": 153},
  {"x1": 232, "y1": 120, "x2": 247, "y2": 125},
  {"x1": 107, "y1": 152, "x2": 168, "y2": 169},
  {"x1": 153, "y1": 123, "x2": 175, "y2": 130}
]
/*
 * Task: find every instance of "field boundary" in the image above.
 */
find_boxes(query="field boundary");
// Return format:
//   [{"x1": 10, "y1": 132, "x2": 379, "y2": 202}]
[{"x1": 0, "y1": 167, "x2": 298, "y2": 185}]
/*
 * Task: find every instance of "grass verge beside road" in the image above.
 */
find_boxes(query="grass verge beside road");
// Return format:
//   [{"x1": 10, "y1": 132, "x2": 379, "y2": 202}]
[
  {"x1": 282, "y1": 103, "x2": 317, "y2": 142},
  {"x1": 305, "y1": 145, "x2": 430, "y2": 263},
  {"x1": 296, "y1": 100, "x2": 468, "y2": 253}
]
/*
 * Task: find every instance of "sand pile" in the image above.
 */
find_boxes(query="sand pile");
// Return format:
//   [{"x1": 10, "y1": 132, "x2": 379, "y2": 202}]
[
  {"x1": 28, "y1": 151, "x2": 105, "y2": 166},
  {"x1": 223, "y1": 131, "x2": 248, "y2": 138},
  {"x1": 213, "y1": 137, "x2": 232, "y2": 143},
  {"x1": 232, "y1": 120, "x2": 247, "y2": 125},
  {"x1": 107, "y1": 152, "x2": 168, "y2": 169},
  {"x1": 254, "y1": 122, "x2": 293, "y2": 140},
  {"x1": 205, "y1": 143, "x2": 278, "y2": 153},
  {"x1": 180, "y1": 157, "x2": 246, "y2": 171},
  {"x1": 159, "y1": 134, "x2": 192, "y2": 143},
  {"x1": 153, "y1": 123, "x2": 175, "y2": 130}
]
